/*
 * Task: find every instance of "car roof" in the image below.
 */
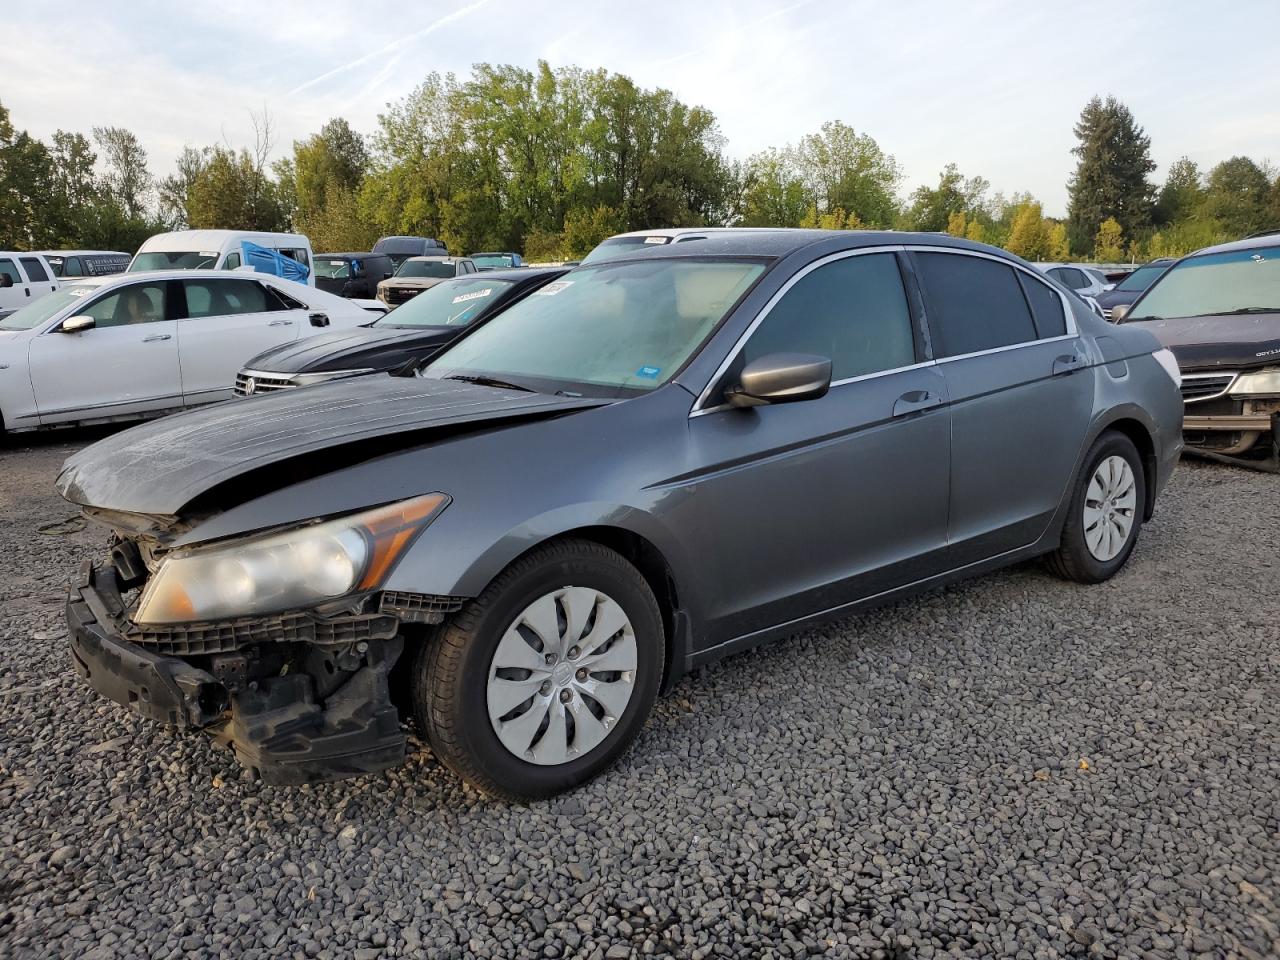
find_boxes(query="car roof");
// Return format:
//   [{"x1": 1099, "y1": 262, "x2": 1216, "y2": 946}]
[
  {"x1": 137, "y1": 230, "x2": 309, "y2": 251},
  {"x1": 36, "y1": 250, "x2": 130, "y2": 257},
  {"x1": 73, "y1": 269, "x2": 303, "y2": 285},
  {"x1": 469, "y1": 251, "x2": 520, "y2": 256},
  {"x1": 317, "y1": 252, "x2": 386, "y2": 259},
  {"x1": 402, "y1": 255, "x2": 465, "y2": 263},
  {"x1": 1187, "y1": 233, "x2": 1280, "y2": 258},
  {"x1": 585, "y1": 228, "x2": 1009, "y2": 262},
  {"x1": 460, "y1": 266, "x2": 564, "y2": 282}
]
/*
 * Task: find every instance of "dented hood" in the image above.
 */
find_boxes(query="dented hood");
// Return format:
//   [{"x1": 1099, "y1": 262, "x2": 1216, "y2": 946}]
[{"x1": 57, "y1": 376, "x2": 608, "y2": 515}]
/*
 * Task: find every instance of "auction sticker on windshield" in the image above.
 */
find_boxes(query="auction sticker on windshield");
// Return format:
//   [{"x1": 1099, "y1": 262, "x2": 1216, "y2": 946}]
[
  {"x1": 452, "y1": 288, "x2": 492, "y2": 304},
  {"x1": 534, "y1": 281, "x2": 573, "y2": 296}
]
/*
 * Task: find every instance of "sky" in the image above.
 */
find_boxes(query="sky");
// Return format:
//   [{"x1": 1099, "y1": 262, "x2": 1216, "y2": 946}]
[{"x1": 4, "y1": 0, "x2": 1279, "y2": 218}]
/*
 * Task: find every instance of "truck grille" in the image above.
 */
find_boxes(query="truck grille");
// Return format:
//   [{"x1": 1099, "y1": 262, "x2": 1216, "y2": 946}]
[
  {"x1": 1180, "y1": 373, "x2": 1237, "y2": 404},
  {"x1": 234, "y1": 372, "x2": 295, "y2": 397},
  {"x1": 382, "y1": 286, "x2": 421, "y2": 306}
]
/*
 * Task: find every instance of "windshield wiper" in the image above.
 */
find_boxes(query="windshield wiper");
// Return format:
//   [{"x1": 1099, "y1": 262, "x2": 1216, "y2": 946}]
[
  {"x1": 1124, "y1": 315, "x2": 1162, "y2": 323},
  {"x1": 444, "y1": 373, "x2": 535, "y2": 393},
  {"x1": 1214, "y1": 307, "x2": 1280, "y2": 316}
]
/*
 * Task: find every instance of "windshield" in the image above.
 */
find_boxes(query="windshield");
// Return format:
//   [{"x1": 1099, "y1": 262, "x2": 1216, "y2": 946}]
[
  {"x1": 314, "y1": 259, "x2": 352, "y2": 280},
  {"x1": 472, "y1": 254, "x2": 515, "y2": 269},
  {"x1": 130, "y1": 251, "x2": 217, "y2": 271},
  {"x1": 1128, "y1": 248, "x2": 1280, "y2": 320},
  {"x1": 0, "y1": 286, "x2": 94, "y2": 331},
  {"x1": 581, "y1": 235, "x2": 671, "y2": 265},
  {"x1": 396, "y1": 260, "x2": 455, "y2": 279},
  {"x1": 380, "y1": 278, "x2": 511, "y2": 328},
  {"x1": 1115, "y1": 264, "x2": 1168, "y2": 293},
  {"x1": 424, "y1": 258, "x2": 765, "y2": 394}
]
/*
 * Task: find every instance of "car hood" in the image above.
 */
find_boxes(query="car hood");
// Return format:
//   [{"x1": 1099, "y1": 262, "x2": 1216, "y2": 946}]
[
  {"x1": 1124, "y1": 313, "x2": 1280, "y2": 371},
  {"x1": 1094, "y1": 289, "x2": 1140, "y2": 310},
  {"x1": 57, "y1": 376, "x2": 610, "y2": 516},
  {"x1": 244, "y1": 326, "x2": 455, "y2": 374},
  {"x1": 382, "y1": 278, "x2": 445, "y2": 290}
]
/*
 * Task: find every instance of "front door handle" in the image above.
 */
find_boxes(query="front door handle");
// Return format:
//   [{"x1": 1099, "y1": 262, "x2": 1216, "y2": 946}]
[
  {"x1": 268, "y1": 319, "x2": 295, "y2": 327},
  {"x1": 1053, "y1": 353, "x2": 1087, "y2": 376},
  {"x1": 893, "y1": 390, "x2": 943, "y2": 417},
  {"x1": 142, "y1": 333, "x2": 172, "y2": 342}
]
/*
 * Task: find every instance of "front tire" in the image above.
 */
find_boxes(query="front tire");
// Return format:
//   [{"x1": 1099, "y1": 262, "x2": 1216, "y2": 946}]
[
  {"x1": 1047, "y1": 430, "x2": 1146, "y2": 584},
  {"x1": 413, "y1": 539, "x2": 664, "y2": 801}
]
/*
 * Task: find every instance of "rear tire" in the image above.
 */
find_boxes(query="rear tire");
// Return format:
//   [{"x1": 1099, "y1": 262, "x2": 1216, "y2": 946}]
[
  {"x1": 1047, "y1": 430, "x2": 1146, "y2": 584},
  {"x1": 413, "y1": 539, "x2": 664, "y2": 801}
]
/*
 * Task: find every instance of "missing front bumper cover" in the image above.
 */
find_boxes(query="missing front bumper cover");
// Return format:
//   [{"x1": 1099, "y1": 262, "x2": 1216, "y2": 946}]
[{"x1": 67, "y1": 562, "x2": 409, "y2": 783}]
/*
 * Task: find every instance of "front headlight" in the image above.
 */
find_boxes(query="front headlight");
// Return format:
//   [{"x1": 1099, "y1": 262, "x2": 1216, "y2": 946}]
[
  {"x1": 1230, "y1": 368, "x2": 1280, "y2": 396},
  {"x1": 134, "y1": 493, "x2": 448, "y2": 625}
]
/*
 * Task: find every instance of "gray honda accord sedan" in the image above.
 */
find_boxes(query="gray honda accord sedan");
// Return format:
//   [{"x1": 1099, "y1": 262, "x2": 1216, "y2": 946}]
[{"x1": 58, "y1": 230, "x2": 1184, "y2": 800}]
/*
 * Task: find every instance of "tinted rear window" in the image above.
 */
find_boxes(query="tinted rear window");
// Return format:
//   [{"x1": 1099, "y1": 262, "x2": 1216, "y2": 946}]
[
  {"x1": 1017, "y1": 272, "x2": 1067, "y2": 338},
  {"x1": 915, "y1": 253, "x2": 1038, "y2": 357},
  {"x1": 20, "y1": 257, "x2": 49, "y2": 282}
]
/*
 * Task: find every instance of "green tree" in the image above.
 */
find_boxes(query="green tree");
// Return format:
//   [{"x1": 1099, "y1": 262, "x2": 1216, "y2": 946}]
[
  {"x1": 46, "y1": 131, "x2": 101, "y2": 244},
  {"x1": 292, "y1": 118, "x2": 368, "y2": 226},
  {"x1": 739, "y1": 149, "x2": 808, "y2": 227},
  {"x1": 1066, "y1": 96, "x2": 1156, "y2": 252},
  {"x1": 0, "y1": 100, "x2": 58, "y2": 248},
  {"x1": 93, "y1": 126, "x2": 153, "y2": 220},
  {"x1": 1202, "y1": 156, "x2": 1270, "y2": 237},
  {"x1": 1094, "y1": 217, "x2": 1125, "y2": 261},
  {"x1": 904, "y1": 164, "x2": 990, "y2": 232},
  {"x1": 186, "y1": 146, "x2": 289, "y2": 231},
  {"x1": 157, "y1": 146, "x2": 212, "y2": 228},
  {"x1": 1154, "y1": 156, "x2": 1203, "y2": 226},
  {"x1": 562, "y1": 205, "x2": 624, "y2": 258}
]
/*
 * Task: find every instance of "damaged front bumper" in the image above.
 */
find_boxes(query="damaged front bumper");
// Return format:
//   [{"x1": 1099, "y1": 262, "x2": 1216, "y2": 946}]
[
  {"x1": 67, "y1": 562, "x2": 409, "y2": 784},
  {"x1": 1181, "y1": 403, "x2": 1280, "y2": 473}
]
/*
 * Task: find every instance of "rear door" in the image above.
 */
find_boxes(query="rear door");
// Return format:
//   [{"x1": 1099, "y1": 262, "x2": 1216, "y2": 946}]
[
  {"x1": 27, "y1": 280, "x2": 181, "y2": 424},
  {"x1": 911, "y1": 249, "x2": 1093, "y2": 563},
  {"x1": 18, "y1": 257, "x2": 59, "y2": 299},
  {"x1": 176, "y1": 277, "x2": 306, "y2": 405},
  {"x1": 689, "y1": 250, "x2": 952, "y2": 644}
]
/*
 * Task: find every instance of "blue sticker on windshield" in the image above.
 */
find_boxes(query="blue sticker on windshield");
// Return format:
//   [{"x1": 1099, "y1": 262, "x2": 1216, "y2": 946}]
[{"x1": 636, "y1": 366, "x2": 661, "y2": 379}]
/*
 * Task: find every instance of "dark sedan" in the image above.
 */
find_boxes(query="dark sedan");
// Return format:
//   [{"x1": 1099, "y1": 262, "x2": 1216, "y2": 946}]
[
  {"x1": 1094, "y1": 258, "x2": 1174, "y2": 320},
  {"x1": 57, "y1": 230, "x2": 1182, "y2": 800},
  {"x1": 233, "y1": 267, "x2": 567, "y2": 396},
  {"x1": 1118, "y1": 236, "x2": 1280, "y2": 470}
]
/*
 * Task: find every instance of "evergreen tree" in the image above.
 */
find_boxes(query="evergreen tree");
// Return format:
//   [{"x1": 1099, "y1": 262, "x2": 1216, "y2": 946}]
[
  {"x1": 1066, "y1": 96, "x2": 1155, "y2": 253},
  {"x1": 1154, "y1": 157, "x2": 1203, "y2": 226}
]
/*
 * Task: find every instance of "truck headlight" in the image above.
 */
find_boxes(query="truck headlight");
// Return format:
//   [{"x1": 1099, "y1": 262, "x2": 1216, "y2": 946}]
[
  {"x1": 133, "y1": 494, "x2": 448, "y2": 624},
  {"x1": 1230, "y1": 368, "x2": 1280, "y2": 396}
]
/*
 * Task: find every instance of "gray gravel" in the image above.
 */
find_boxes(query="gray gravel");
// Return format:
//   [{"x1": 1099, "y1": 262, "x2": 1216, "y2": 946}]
[{"x1": 2, "y1": 431, "x2": 1278, "y2": 960}]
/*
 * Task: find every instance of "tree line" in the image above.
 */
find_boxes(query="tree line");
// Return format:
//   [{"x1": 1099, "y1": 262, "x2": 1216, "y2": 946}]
[{"x1": 2, "y1": 66, "x2": 1277, "y2": 262}]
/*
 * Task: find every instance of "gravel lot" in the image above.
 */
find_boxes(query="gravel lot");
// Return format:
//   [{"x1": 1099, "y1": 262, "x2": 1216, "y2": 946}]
[{"x1": 1, "y1": 431, "x2": 1278, "y2": 960}]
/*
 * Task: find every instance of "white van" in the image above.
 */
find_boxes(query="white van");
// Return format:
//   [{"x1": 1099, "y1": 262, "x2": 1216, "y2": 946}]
[
  {"x1": 0, "y1": 252, "x2": 60, "y2": 319},
  {"x1": 129, "y1": 231, "x2": 316, "y2": 286}
]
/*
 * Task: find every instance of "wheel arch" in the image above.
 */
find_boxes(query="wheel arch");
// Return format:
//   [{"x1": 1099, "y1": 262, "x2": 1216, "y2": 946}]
[{"x1": 1094, "y1": 414, "x2": 1159, "y2": 520}]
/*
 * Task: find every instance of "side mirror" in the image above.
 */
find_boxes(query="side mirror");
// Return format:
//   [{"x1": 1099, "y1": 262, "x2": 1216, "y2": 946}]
[
  {"x1": 0, "y1": 274, "x2": 11, "y2": 288},
  {"x1": 309, "y1": 312, "x2": 329, "y2": 328},
  {"x1": 60, "y1": 315, "x2": 96, "y2": 334},
  {"x1": 383, "y1": 271, "x2": 392, "y2": 279},
  {"x1": 1109, "y1": 304, "x2": 1129, "y2": 322},
  {"x1": 725, "y1": 353, "x2": 832, "y2": 408}
]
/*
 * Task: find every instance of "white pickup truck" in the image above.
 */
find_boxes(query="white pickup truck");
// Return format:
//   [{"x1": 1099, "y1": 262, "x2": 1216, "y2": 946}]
[{"x1": 0, "y1": 253, "x2": 60, "y2": 319}]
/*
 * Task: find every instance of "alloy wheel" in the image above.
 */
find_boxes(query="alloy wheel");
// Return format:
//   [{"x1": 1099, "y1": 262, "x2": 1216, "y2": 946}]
[{"x1": 486, "y1": 587, "x2": 638, "y2": 765}]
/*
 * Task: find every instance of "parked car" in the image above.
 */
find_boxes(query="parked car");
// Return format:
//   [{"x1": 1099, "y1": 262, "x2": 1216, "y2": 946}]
[
  {"x1": 1093, "y1": 258, "x2": 1175, "y2": 320},
  {"x1": 57, "y1": 230, "x2": 1182, "y2": 798},
  {"x1": 470, "y1": 252, "x2": 524, "y2": 271},
  {"x1": 1036, "y1": 263, "x2": 1114, "y2": 299},
  {"x1": 0, "y1": 252, "x2": 59, "y2": 319},
  {"x1": 234, "y1": 267, "x2": 567, "y2": 395},
  {"x1": 130, "y1": 231, "x2": 315, "y2": 286},
  {"x1": 581, "y1": 227, "x2": 778, "y2": 264},
  {"x1": 312, "y1": 253, "x2": 395, "y2": 300},
  {"x1": 1116, "y1": 236, "x2": 1280, "y2": 470},
  {"x1": 39, "y1": 250, "x2": 131, "y2": 280},
  {"x1": 373, "y1": 236, "x2": 449, "y2": 268},
  {"x1": 377, "y1": 256, "x2": 478, "y2": 307},
  {"x1": 0, "y1": 270, "x2": 369, "y2": 434}
]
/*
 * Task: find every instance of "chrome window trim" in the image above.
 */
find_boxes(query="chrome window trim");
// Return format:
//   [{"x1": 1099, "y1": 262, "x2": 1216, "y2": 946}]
[
  {"x1": 690, "y1": 244, "x2": 1080, "y2": 417},
  {"x1": 35, "y1": 276, "x2": 171, "y2": 336}
]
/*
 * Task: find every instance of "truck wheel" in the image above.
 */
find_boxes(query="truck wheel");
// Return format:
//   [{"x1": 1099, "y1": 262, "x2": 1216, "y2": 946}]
[
  {"x1": 1047, "y1": 430, "x2": 1146, "y2": 584},
  {"x1": 413, "y1": 539, "x2": 664, "y2": 801}
]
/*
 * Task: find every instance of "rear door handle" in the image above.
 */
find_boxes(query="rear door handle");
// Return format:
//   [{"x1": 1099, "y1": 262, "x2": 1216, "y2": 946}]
[
  {"x1": 142, "y1": 334, "x2": 172, "y2": 342},
  {"x1": 893, "y1": 390, "x2": 943, "y2": 417},
  {"x1": 268, "y1": 319, "x2": 295, "y2": 327},
  {"x1": 1053, "y1": 353, "x2": 1087, "y2": 376}
]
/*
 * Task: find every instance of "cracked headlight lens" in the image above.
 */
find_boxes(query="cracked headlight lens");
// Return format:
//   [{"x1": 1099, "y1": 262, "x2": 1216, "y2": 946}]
[{"x1": 134, "y1": 494, "x2": 448, "y2": 624}]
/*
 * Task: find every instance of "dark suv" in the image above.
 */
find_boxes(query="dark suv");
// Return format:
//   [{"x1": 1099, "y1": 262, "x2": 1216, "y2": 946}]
[{"x1": 312, "y1": 253, "x2": 394, "y2": 300}]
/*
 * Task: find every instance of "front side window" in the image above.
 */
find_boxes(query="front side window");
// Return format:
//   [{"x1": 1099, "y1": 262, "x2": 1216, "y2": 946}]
[
  {"x1": 741, "y1": 253, "x2": 915, "y2": 381},
  {"x1": 916, "y1": 253, "x2": 1038, "y2": 357},
  {"x1": 81, "y1": 282, "x2": 168, "y2": 328},
  {"x1": 1060, "y1": 268, "x2": 1088, "y2": 290},
  {"x1": 0, "y1": 287, "x2": 95, "y2": 330},
  {"x1": 426, "y1": 258, "x2": 765, "y2": 394},
  {"x1": 64, "y1": 257, "x2": 84, "y2": 276},
  {"x1": 223, "y1": 252, "x2": 242, "y2": 271},
  {"x1": 131, "y1": 251, "x2": 218, "y2": 271},
  {"x1": 182, "y1": 278, "x2": 275, "y2": 318},
  {"x1": 1128, "y1": 247, "x2": 1280, "y2": 320},
  {"x1": 20, "y1": 258, "x2": 49, "y2": 282},
  {"x1": 396, "y1": 260, "x2": 457, "y2": 279},
  {"x1": 379, "y1": 278, "x2": 512, "y2": 328}
]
